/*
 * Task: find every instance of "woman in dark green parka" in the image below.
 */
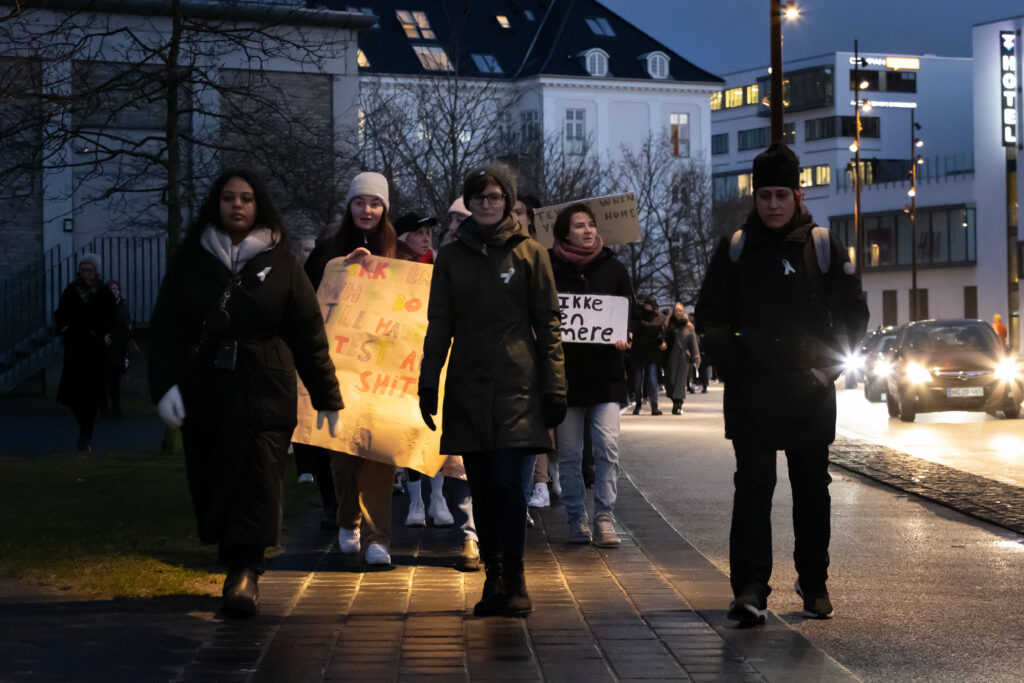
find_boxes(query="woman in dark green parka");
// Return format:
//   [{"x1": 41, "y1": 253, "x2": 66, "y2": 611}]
[{"x1": 419, "y1": 165, "x2": 566, "y2": 618}]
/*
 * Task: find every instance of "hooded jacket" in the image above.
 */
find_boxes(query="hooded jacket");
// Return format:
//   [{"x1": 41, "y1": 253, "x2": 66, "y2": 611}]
[
  {"x1": 420, "y1": 215, "x2": 566, "y2": 454},
  {"x1": 695, "y1": 207, "x2": 868, "y2": 448}
]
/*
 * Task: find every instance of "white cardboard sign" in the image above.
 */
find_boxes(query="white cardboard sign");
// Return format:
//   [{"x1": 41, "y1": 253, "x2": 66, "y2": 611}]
[
  {"x1": 557, "y1": 293, "x2": 630, "y2": 345},
  {"x1": 533, "y1": 193, "x2": 642, "y2": 249}
]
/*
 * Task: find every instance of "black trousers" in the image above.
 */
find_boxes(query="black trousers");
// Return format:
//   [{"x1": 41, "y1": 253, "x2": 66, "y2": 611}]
[
  {"x1": 729, "y1": 441, "x2": 831, "y2": 598},
  {"x1": 292, "y1": 443, "x2": 337, "y2": 511},
  {"x1": 70, "y1": 401, "x2": 97, "y2": 439},
  {"x1": 463, "y1": 449, "x2": 531, "y2": 572}
]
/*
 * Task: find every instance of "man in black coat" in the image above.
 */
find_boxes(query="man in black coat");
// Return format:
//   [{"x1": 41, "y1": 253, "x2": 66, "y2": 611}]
[
  {"x1": 695, "y1": 143, "x2": 869, "y2": 625},
  {"x1": 629, "y1": 295, "x2": 665, "y2": 415}
]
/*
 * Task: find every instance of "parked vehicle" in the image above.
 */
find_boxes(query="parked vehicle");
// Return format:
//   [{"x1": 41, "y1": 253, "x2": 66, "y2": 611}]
[
  {"x1": 862, "y1": 326, "x2": 900, "y2": 402},
  {"x1": 885, "y1": 319, "x2": 1023, "y2": 422}
]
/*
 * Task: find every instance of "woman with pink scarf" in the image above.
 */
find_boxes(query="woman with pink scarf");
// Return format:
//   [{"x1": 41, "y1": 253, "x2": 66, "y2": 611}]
[{"x1": 548, "y1": 203, "x2": 634, "y2": 549}]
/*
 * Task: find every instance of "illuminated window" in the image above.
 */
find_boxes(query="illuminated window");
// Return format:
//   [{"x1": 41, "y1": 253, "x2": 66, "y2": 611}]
[
  {"x1": 496, "y1": 15, "x2": 511, "y2": 29},
  {"x1": 670, "y1": 113, "x2": 689, "y2": 157},
  {"x1": 585, "y1": 17, "x2": 615, "y2": 37},
  {"x1": 647, "y1": 52, "x2": 669, "y2": 79},
  {"x1": 710, "y1": 91, "x2": 722, "y2": 111},
  {"x1": 746, "y1": 84, "x2": 759, "y2": 105},
  {"x1": 816, "y1": 165, "x2": 831, "y2": 186},
  {"x1": 396, "y1": 10, "x2": 435, "y2": 39},
  {"x1": 724, "y1": 87, "x2": 744, "y2": 108},
  {"x1": 357, "y1": 49, "x2": 370, "y2": 68},
  {"x1": 737, "y1": 172, "x2": 753, "y2": 197},
  {"x1": 584, "y1": 49, "x2": 609, "y2": 77},
  {"x1": 471, "y1": 54, "x2": 502, "y2": 74},
  {"x1": 799, "y1": 167, "x2": 813, "y2": 188},
  {"x1": 413, "y1": 45, "x2": 453, "y2": 71}
]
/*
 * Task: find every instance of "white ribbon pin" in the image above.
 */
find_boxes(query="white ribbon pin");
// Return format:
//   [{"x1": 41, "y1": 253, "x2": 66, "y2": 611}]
[
  {"x1": 782, "y1": 259, "x2": 796, "y2": 275},
  {"x1": 500, "y1": 266, "x2": 515, "y2": 284},
  {"x1": 257, "y1": 266, "x2": 272, "y2": 281}
]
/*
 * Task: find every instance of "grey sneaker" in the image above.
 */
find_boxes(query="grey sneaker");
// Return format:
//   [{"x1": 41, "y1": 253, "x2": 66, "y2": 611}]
[
  {"x1": 567, "y1": 517, "x2": 592, "y2": 544},
  {"x1": 592, "y1": 514, "x2": 620, "y2": 548},
  {"x1": 795, "y1": 579, "x2": 834, "y2": 619}
]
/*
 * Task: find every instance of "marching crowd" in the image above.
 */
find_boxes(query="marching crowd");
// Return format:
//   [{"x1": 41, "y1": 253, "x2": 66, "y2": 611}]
[{"x1": 55, "y1": 141, "x2": 867, "y2": 627}]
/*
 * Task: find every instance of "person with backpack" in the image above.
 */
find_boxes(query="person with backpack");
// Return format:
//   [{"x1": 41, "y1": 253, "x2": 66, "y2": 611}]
[{"x1": 695, "y1": 142, "x2": 868, "y2": 626}]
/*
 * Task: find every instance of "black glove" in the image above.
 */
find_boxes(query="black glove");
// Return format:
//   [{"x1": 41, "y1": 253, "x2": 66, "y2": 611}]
[
  {"x1": 419, "y1": 390, "x2": 438, "y2": 431},
  {"x1": 541, "y1": 393, "x2": 567, "y2": 429}
]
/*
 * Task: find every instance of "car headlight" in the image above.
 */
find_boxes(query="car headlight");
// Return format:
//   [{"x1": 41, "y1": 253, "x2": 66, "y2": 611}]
[
  {"x1": 874, "y1": 359, "x2": 892, "y2": 378},
  {"x1": 905, "y1": 362, "x2": 932, "y2": 384},
  {"x1": 843, "y1": 354, "x2": 864, "y2": 372},
  {"x1": 994, "y1": 359, "x2": 1020, "y2": 382}
]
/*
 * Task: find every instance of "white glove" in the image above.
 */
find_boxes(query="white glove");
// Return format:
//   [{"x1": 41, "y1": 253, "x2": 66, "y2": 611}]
[
  {"x1": 317, "y1": 410, "x2": 339, "y2": 437},
  {"x1": 157, "y1": 385, "x2": 186, "y2": 428}
]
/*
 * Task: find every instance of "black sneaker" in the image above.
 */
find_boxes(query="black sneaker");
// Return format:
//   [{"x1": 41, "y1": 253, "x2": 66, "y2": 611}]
[
  {"x1": 727, "y1": 591, "x2": 767, "y2": 626},
  {"x1": 794, "y1": 579, "x2": 834, "y2": 619}
]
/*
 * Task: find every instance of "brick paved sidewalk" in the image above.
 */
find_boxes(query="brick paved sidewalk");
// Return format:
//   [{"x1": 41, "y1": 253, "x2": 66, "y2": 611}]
[{"x1": 168, "y1": 475, "x2": 856, "y2": 683}]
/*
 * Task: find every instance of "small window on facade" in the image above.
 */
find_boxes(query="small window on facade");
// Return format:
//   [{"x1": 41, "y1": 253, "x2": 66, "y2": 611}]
[
  {"x1": 670, "y1": 113, "x2": 689, "y2": 157},
  {"x1": 357, "y1": 49, "x2": 370, "y2": 68},
  {"x1": 471, "y1": 54, "x2": 503, "y2": 74},
  {"x1": 746, "y1": 84, "x2": 759, "y2": 105},
  {"x1": 524, "y1": 9, "x2": 535, "y2": 21},
  {"x1": 711, "y1": 133, "x2": 728, "y2": 155},
  {"x1": 565, "y1": 109, "x2": 586, "y2": 141},
  {"x1": 585, "y1": 17, "x2": 615, "y2": 37},
  {"x1": 496, "y1": 15, "x2": 511, "y2": 29},
  {"x1": 584, "y1": 50, "x2": 609, "y2": 77},
  {"x1": 724, "y1": 87, "x2": 744, "y2": 108},
  {"x1": 710, "y1": 91, "x2": 722, "y2": 111},
  {"x1": 520, "y1": 110, "x2": 540, "y2": 142},
  {"x1": 647, "y1": 53, "x2": 669, "y2": 79},
  {"x1": 413, "y1": 45, "x2": 453, "y2": 72},
  {"x1": 396, "y1": 9, "x2": 435, "y2": 39}
]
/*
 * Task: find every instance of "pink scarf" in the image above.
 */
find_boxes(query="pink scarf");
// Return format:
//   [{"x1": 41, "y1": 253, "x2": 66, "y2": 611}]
[{"x1": 553, "y1": 234, "x2": 605, "y2": 268}]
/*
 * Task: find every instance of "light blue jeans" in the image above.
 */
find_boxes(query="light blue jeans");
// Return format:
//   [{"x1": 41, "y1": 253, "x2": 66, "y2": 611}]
[{"x1": 557, "y1": 403, "x2": 621, "y2": 523}]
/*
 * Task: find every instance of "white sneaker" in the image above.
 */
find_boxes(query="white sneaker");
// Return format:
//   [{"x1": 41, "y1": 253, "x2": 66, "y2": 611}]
[
  {"x1": 405, "y1": 499, "x2": 426, "y2": 527},
  {"x1": 528, "y1": 482, "x2": 550, "y2": 508},
  {"x1": 338, "y1": 526, "x2": 360, "y2": 555},
  {"x1": 297, "y1": 473, "x2": 314, "y2": 485},
  {"x1": 365, "y1": 542, "x2": 391, "y2": 566},
  {"x1": 428, "y1": 497, "x2": 454, "y2": 526}
]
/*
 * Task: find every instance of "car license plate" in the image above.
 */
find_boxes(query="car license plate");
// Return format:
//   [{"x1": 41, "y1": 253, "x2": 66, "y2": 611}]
[{"x1": 947, "y1": 387, "x2": 984, "y2": 398}]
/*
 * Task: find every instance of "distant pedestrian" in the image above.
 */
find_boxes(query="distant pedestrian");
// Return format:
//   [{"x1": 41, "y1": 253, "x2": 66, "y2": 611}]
[
  {"x1": 419, "y1": 165, "x2": 566, "y2": 617},
  {"x1": 55, "y1": 253, "x2": 115, "y2": 452},
  {"x1": 549, "y1": 202, "x2": 634, "y2": 548},
  {"x1": 441, "y1": 196, "x2": 470, "y2": 246},
  {"x1": 149, "y1": 168, "x2": 342, "y2": 617},
  {"x1": 630, "y1": 295, "x2": 665, "y2": 415},
  {"x1": 992, "y1": 314, "x2": 1008, "y2": 350},
  {"x1": 102, "y1": 279, "x2": 133, "y2": 418},
  {"x1": 395, "y1": 211, "x2": 438, "y2": 264},
  {"x1": 663, "y1": 302, "x2": 700, "y2": 415},
  {"x1": 695, "y1": 143, "x2": 868, "y2": 625}
]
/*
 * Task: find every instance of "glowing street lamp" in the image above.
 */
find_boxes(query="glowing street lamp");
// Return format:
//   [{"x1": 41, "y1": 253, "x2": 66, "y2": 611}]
[{"x1": 769, "y1": 1, "x2": 799, "y2": 142}]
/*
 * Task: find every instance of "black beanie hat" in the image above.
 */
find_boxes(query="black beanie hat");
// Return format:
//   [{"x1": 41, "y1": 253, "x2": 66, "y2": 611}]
[
  {"x1": 462, "y1": 165, "x2": 517, "y2": 218},
  {"x1": 752, "y1": 142, "x2": 800, "y2": 190},
  {"x1": 394, "y1": 212, "x2": 438, "y2": 236}
]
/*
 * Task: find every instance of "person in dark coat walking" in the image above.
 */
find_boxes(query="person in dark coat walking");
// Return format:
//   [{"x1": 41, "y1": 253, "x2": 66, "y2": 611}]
[
  {"x1": 549, "y1": 203, "x2": 634, "y2": 548},
  {"x1": 149, "y1": 169, "x2": 342, "y2": 617},
  {"x1": 663, "y1": 303, "x2": 700, "y2": 414},
  {"x1": 102, "y1": 279, "x2": 133, "y2": 418},
  {"x1": 419, "y1": 165, "x2": 566, "y2": 618},
  {"x1": 55, "y1": 253, "x2": 116, "y2": 451},
  {"x1": 695, "y1": 143, "x2": 868, "y2": 625},
  {"x1": 630, "y1": 295, "x2": 665, "y2": 415}
]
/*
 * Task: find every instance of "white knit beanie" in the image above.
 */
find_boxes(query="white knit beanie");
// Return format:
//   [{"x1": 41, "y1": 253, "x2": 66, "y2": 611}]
[
  {"x1": 345, "y1": 172, "x2": 390, "y2": 214},
  {"x1": 79, "y1": 253, "x2": 101, "y2": 273},
  {"x1": 447, "y1": 196, "x2": 470, "y2": 218}
]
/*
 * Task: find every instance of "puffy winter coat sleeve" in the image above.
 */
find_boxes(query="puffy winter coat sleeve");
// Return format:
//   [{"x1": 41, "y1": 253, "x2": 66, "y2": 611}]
[
  {"x1": 420, "y1": 247, "x2": 453, "y2": 394},
  {"x1": 695, "y1": 237, "x2": 743, "y2": 380},
  {"x1": 281, "y1": 260, "x2": 343, "y2": 412},
  {"x1": 148, "y1": 258, "x2": 189, "y2": 404},
  {"x1": 528, "y1": 246, "x2": 566, "y2": 396}
]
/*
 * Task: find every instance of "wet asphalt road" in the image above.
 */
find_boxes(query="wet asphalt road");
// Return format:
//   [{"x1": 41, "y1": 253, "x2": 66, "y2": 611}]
[{"x1": 620, "y1": 385, "x2": 1024, "y2": 682}]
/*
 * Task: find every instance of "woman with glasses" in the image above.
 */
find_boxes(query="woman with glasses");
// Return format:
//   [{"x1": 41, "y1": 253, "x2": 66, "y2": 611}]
[
  {"x1": 419, "y1": 165, "x2": 566, "y2": 617},
  {"x1": 149, "y1": 169, "x2": 342, "y2": 617}
]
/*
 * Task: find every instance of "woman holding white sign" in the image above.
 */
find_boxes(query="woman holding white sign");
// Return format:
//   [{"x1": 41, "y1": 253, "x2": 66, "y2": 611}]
[
  {"x1": 548, "y1": 203, "x2": 635, "y2": 548},
  {"x1": 420, "y1": 165, "x2": 566, "y2": 617}
]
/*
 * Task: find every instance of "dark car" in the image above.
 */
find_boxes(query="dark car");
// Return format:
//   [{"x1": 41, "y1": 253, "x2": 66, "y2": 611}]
[
  {"x1": 862, "y1": 326, "x2": 900, "y2": 402},
  {"x1": 885, "y1": 319, "x2": 1023, "y2": 422}
]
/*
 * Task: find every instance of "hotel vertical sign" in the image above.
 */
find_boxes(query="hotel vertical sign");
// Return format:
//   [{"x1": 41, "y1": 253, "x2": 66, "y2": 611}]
[{"x1": 1000, "y1": 31, "x2": 1018, "y2": 147}]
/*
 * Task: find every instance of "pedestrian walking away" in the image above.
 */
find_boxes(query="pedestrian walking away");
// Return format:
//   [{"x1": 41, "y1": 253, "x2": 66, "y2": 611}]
[
  {"x1": 304, "y1": 171, "x2": 399, "y2": 568},
  {"x1": 630, "y1": 295, "x2": 665, "y2": 415},
  {"x1": 419, "y1": 164, "x2": 566, "y2": 618},
  {"x1": 695, "y1": 142, "x2": 869, "y2": 626},
  {"x1": 148, "y1": 168, "x2": 342, "y2": 617},
  {"x1": 54, "y1": 253, "x2": 116, "y2": 452},
  {"x1": 549, "y1": 203, "x2": 634, "y2": 548},
  {"x1": 663, "y1": 302, "x2": 700, "y2": 415}
]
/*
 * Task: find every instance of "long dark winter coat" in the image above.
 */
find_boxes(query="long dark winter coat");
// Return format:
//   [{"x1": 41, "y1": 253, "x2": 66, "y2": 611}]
[
  {"x1": 420, "y1": 216, "x2": 566, "y2": 454},
  {"x1": 149, "y1": 237, "x2": 342, "y2": 547},
  {"x1": 549, "y1": 246, "x2": 633, "y2": 406},
  {"x1": 105, "y1": 296, "x2": 132, "y2": 375},
  {"x1": 55, "y1": 278, "x2": 115, "y2": 407},
  {"x1": 663, "y1": 316, "x2": 700, "y2": 401},
  {"x1": 695, "y1": 208, "x2": 869, "y2": 448}
]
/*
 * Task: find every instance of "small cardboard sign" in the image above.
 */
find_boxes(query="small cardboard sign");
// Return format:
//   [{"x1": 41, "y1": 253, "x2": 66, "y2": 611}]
[
  {"x1": 533, "y1": 192, "x2": 642, "y2": 249},
  {"x1": 557, "y1": 293, "x2": 630, "y2": 345}
]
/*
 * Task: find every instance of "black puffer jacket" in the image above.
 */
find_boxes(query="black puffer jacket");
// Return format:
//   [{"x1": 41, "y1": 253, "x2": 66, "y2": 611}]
[
  {"x1": 55, "y1": 278, "x2": 115, "y2": 406},
  {"x1": 550, "y1": 247, "x2": 634, "y2": 406},
  {"x1": 695, "y1": 208, "x2": 869, "y2": 448}
]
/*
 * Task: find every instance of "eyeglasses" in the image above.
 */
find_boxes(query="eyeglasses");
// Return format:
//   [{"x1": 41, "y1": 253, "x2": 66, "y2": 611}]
[{"x1": 469, "y1": 193, "x2": 507, "y2": 206}]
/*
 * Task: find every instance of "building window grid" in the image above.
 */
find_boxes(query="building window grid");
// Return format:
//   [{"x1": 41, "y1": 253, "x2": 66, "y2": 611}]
[
  {"x1": 724, "y1": 87, "x2": 744, "y2": 108},
  {"x1": 520, "y1": 110, "x2": 540, "y2": 142},
  {"x1": 710, "y1": 92, "x2": 722, "y2": 111},
  {"x1": 471, "y1": 54, "x2": 502, "y2": 74},
  {"x1": 565, "y1": 109, "x2": 585, "y2": 142},
  {"x1": 585, "y1": 50, "x2": 608, "y2": 77},
  {"x1": 670, "y1": 113, "x2": 689, "y2": 157},
  {"x1": 737, "y1": 127, "x2": 769, "y2": 151},
  {"x1": 396, "y1": 10, "x2": 435, "y2": 39},
  {"x1": 648, "y1": 53, "x2": 669, "y2": 79},
  {"x1": 495, "y1": 15, "x2": 511, "y2": 29},
  {"x1": 585, "y1": 17, "x2": 615, "y2": 37},
  {"x1": 829, "y1": 206, "x2": 975, "y2": 271},
  {"x1": 413, "y1": 45, "x2": 453, "y2": 72},
  {"x1": 746, "y1": 84, "x2": 759, "y2": 105},
  {"x1": 711, "y1": 132, "x2": 728, "y2": 155}
]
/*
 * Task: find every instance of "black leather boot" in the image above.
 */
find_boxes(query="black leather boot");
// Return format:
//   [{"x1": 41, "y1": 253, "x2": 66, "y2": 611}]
[
  {"x1": 502, "y1": 561, "x2": 532, "y2": 617},
  {"x1": 222, "y1": 568, "x2": 259, "y2": 617},
  {"x1": 473, "y1": 563, "x2": 505, "y2": 616}
]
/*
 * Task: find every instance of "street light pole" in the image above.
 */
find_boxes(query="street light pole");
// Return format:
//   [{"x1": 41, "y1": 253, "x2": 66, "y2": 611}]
[
  {"x1": 769, "y1": 0, "x2": 784, "y2": 142},
  {"x1": 852, "y1": 40, "x2": 863, "y2": 277},
  {"x1": 909, "y1": 110, "x2": 922, "y2": 321}
]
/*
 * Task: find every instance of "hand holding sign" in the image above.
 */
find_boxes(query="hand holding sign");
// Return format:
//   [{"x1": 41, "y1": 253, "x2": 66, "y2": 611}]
[
  {"x1": 344, "y1": 247, "x2": 371, "y2": 265},
  {"x1": 558, "y1": 294, "x2": 630, "y2": 345}
]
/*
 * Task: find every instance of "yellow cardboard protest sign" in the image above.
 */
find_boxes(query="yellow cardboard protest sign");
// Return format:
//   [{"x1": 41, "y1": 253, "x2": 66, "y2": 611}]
[
  {"x1": 532, "y1": 192, "x2": 642, "y2": 249},
  {"x1": 292, "y1": 256, "x2": 447, "y2": 477}
]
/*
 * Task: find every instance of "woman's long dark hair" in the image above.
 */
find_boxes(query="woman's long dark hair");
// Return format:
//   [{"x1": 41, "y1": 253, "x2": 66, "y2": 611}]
[
  {"x1": 338, "y1": 199, "x2": 397, "y2": 258},
  {"x1": 183, "y1": 168, "x2": 287, "y2": 249}
]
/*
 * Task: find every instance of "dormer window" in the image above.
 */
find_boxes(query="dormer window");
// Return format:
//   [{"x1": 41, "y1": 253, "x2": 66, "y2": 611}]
[
  {"x1": 583, "y1": 49, "x2": 609, "y2": 77},
  {"x1": 585, "y1": 17, "x2": 615, "y2": 37},
  {"x1": 357, "y1": 49, "x2": 370, "y2": 68},
  {"x1": 396, "y1": 10, "x2": 435, "y2": 39},
  {"x1": 472, "y1": 54, "x2": 503, "y2": 74},
  {"x1": 413, "y1": 45, "x2": 452, "y2": 71},
  {"x1": 645, "y1": 52, "x2": 669, "y2": 79},
  {"x1": 496, "y1": 15, "x2": 511, "y2": 29}
]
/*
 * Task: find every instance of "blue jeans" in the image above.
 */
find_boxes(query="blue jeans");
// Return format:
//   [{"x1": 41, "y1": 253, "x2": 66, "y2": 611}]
[
  {"x1": 556, "y1": 403, "x2": 621, "y2": 523},
  {"x1": 448, "y1": 477, "x2": 477, "y2": 542},
  {"x1": 462, "y1": 449, "x2": 532, "y2": 567},
  {"x1": 634, "y1": 362, "x2": 660, "y2": 410}
]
